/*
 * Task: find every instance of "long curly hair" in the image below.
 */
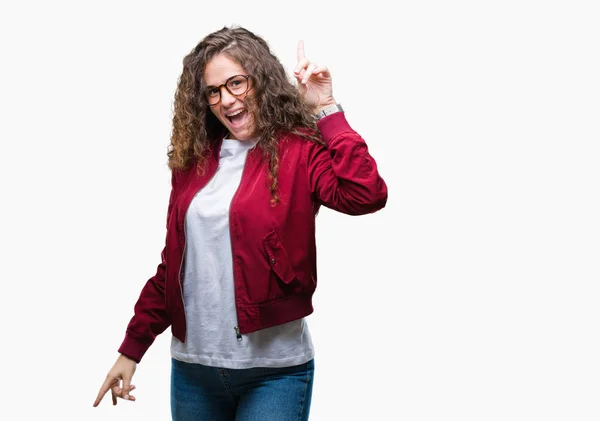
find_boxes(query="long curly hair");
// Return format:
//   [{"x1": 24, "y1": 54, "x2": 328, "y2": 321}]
[{"x1": 168, "y1": 25, "x2": 323, "y2": 205}]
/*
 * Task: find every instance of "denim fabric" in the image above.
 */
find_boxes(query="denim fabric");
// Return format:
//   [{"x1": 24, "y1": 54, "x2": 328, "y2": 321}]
[{"x1": 171, "y1": 358, "x2": 314, "y2": 421}]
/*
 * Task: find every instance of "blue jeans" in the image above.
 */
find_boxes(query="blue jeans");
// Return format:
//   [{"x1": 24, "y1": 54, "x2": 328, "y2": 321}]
[{"x1": 170, "y1": 358, "x2": 315, "y2": 421}]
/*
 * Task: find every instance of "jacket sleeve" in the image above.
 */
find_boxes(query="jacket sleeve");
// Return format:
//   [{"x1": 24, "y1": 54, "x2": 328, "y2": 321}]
[
  {"x1": 306, "y1": 112, "x2": 388, "y2": 215},
  {"x1": 117, "y1": 170, "x2": 178, "y2": 363}
]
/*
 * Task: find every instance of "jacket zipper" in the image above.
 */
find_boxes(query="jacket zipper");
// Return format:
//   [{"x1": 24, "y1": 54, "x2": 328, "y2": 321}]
[
  {"x1": 177, "y1": 163, "x2": 221, "y2": 342},
  {"x1": 230, "y1": 146, "x2": 254, "y2": 341}
]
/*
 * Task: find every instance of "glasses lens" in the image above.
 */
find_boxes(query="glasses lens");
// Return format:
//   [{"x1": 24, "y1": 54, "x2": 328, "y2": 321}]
[
  {"x1": 204, "y1": 75, "x2": 249, "y2": 106},
  {"x1": 227, "y1": 75, "x2": 248, "y2": 95},
  {"x1": 205, "y1": 87, "x2": 220, "y2": 105}
]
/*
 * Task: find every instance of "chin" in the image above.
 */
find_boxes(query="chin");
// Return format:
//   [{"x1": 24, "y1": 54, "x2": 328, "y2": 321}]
[{"x1": 232, "y1": 128, "x2": 256, "y2": 141}]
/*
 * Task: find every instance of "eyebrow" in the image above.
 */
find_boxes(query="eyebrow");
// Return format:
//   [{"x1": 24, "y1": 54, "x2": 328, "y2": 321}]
[
  {"x1": 204, "y1": 80, "x2": 229, "y2": 89},
  {"x1": 204, "y1": 74, "x2": 247, "y2": 89}
]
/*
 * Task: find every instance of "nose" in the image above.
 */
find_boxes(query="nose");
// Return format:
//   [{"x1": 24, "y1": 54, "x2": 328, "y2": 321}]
[{"x1": 219, "y1": 86, "x2": 237, "y2": 106}]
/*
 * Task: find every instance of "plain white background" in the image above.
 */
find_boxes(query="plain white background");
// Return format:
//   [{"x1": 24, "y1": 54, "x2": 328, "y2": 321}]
[{"x1": 1, "y1": 0, "x2": 599, "y2": 420}]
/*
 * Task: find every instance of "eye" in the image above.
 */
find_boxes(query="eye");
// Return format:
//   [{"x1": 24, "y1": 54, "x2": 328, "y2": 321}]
[
  {"x1": 227, "y1": 75, "x2": 248, "y2": 94},
  {"x1": 206, "y1": 87, "x2": 219, "y2": 97}
]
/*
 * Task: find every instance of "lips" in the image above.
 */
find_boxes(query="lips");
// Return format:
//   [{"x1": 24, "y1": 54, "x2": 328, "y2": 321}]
[
  {"x1": 226, "y1": 108, "x2": 244, "y2": 118},
  {"x1": 226, "y1": 108, "x2": 248, "y2": 128}
]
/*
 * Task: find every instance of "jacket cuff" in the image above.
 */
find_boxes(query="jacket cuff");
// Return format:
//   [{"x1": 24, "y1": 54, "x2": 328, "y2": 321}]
[
  {"x1": 316, "y1": 111, "x2": 353, "y2": 144},
  {"x1": 118, "y1": 333, "x2": 153, "y2": 364}
]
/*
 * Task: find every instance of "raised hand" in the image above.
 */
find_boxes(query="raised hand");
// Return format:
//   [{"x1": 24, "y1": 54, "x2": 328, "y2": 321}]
[{"x1": 293, "y1": 40, "x2": 336, "y2": 112}]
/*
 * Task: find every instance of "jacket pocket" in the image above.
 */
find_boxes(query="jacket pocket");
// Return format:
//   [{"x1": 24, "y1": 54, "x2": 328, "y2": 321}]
[{"x1": 263, "y1": 230, "x2": 296, "y2": 284}]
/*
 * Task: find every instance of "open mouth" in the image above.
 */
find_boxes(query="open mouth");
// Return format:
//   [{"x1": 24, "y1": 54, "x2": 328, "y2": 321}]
[{"x1": 226, "y1": 108, "x2": 248, "y2": 128}]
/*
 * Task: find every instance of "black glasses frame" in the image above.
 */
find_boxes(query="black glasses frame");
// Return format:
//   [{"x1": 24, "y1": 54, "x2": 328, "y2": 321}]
[{"x1": 203, "y1": 74, "x2": 251, "y2": 107}]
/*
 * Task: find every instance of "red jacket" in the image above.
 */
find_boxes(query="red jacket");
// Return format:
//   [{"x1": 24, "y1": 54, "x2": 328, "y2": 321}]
[{"x1": 118, "y1": 112, "x2": 388, "y2": 362}]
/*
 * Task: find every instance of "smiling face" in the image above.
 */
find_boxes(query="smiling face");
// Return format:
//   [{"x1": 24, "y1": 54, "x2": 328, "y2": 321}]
[{"x1": 203, "y1": 53, "x2": 255, "y2": 141}]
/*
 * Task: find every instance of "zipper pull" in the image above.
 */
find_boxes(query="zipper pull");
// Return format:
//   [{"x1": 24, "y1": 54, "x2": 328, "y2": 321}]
[{"x1": 234, "y1": 326, "x2": 242, "y2": 342}]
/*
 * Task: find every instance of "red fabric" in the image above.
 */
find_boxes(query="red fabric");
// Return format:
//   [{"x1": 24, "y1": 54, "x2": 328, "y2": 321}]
[{"x1": 118, "y1": 113, "x2": 388, "y2": 362}]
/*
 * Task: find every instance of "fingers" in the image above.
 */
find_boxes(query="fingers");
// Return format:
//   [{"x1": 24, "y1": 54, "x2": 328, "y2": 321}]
[
  {"x1": 294, "y1": 57, "x2": 310, "y2": 79},
  {"x1": 118, "y1": 383, "x2": 136, "y2": 402},
  {"x1": 94, "y1": 377, "x2": 137, "y2": 407},
  {"x1": 94, "y1": 356, "x2": 138, "y2": 408},
  {"x1": 111, "y1": 380, "x2": 137, "y2": 402},
  {"x1": 294, "y1": 40, "x2": 329, "y2": 84},
  {"x1": 122, "y1": 376, "x2": 132, "y2": 401},
  {"x1": 295, "y1": 62, "x2": 316, "y2": 84},
  {"x1": 110, "y1": 378, "x2": 120, "y2": 406},
  {"x1": 295, "y1": 40, "x2": 310, "y2": 83},
  {"x1": 295, "y1": 64, "x2": 330, "y2": 84},
  {"x1": 297, "y1": 40, "x2": 305, "y2": 61},
  {"x1": 93, "y1": 376, "x2": 118, "y2": 407},
  {"x1": 111, "y1": 385, "x2": 137, "y2": 404}
]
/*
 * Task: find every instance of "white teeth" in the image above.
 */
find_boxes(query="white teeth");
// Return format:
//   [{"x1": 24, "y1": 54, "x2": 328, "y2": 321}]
[{"x1": 227, "y1": 109, "x2": 244, "y2": 117}]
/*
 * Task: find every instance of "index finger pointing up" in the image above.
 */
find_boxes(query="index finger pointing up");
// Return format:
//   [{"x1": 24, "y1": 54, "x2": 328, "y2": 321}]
[{"x1": 297, "y1": 40, "x2": 305, "y2": 61}]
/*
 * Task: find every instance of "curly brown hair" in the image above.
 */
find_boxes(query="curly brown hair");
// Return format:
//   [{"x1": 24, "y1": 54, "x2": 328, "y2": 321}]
[{"x1": 167, "y1": 25, "x2": 323, "y2": 205}]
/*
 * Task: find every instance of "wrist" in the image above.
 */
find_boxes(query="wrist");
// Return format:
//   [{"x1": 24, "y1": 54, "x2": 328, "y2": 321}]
[
  {"x1": 315, "y1": 102, "x2": 343, "y2": 121},
  {"x1": 314, "y1": 99, "x2": 337, "y2": 115}
]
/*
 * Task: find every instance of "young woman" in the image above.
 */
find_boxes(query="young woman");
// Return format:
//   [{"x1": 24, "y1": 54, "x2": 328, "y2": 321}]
[{"x1": 94, "y1": 25, "x2": 387, "y2": 421}]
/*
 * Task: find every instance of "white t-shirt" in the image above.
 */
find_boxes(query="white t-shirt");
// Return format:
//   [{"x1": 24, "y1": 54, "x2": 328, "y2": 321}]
[{"x1": 170, "y1": 137, "x2": 314, "y2": 369}]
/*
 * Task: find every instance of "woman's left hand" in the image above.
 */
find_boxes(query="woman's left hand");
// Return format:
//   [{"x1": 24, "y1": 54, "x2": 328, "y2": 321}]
[{"x1": 294, "y1": 40, "x2": 336, "y2": 113}]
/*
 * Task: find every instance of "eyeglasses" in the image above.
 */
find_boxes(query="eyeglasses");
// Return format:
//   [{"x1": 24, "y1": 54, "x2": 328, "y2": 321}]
[{"x1": 203, "y1": 74, "x2": 251, "y2": 106}]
